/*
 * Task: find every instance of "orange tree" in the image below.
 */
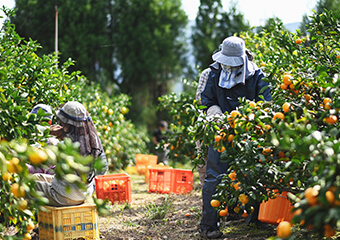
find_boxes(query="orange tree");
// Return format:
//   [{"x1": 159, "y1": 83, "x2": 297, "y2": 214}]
[
  {"x1": 0, "y1": 7, "x2": 148, "y2": 170},
  {"x1": 0, "y1": 138, "x2": 110, "y2": 239},
  {"x1": 185, "y1": 10, "x2": 339, "y2": 239},
  {"x1": 0, "y1": 7, "x2": 147, "y2": 239},
  {"x1": 78, "y1": 83, "x2": 149, "y2": 170},
  {"x1": 157, "y1": 79, "x2": 200, "y2": 165}
]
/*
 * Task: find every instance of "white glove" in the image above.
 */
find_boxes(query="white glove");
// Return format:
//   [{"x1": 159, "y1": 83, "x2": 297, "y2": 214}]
[{"x1": 207, "y1": 105, "x2": 225, "y2": 123}]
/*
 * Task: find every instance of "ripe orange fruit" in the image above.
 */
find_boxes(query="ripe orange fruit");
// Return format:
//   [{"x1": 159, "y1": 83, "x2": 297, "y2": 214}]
[
  {"x1": 210, "y1": 199, "x2": 221, "y2": 208},
  {"x1": 217, "y1": 146, "x2": 225, "y2": 153},
  {"x1": 228, "y1": 171, "x2": 237, "y2": 180},
  {"x1": 262, "y1": 147, "x2": 273, "y2": 156},
  {"x1": 283, "y1": 75, "x2": 292, "y2": 85},
  {"x1": 2, "y1": 172, "x2": 12, "y2": 181},
  {"x1": 215, "y1": 135, "x2": 222, "y2": 143},
  {"x1": 23, "y1": 233, "x2": 32, "y2": 240},
  {"x1": 273, "y1": 112, "x2": 285, "y2": 121},
  {"x1": 233, "y1": 206, "x2": 240, "y2": 213},
  {"x1": 278, "y1": 151, "x2": 285, "y2": 159},
  {"x1": 325, "y1": 191, "x2": 335, "y2": 205},
  {"x1": 231, "y1": 181, "x2": 241, "y2": 190},
  {"x1": 26, "y1": 220, "x2": 35, "y2": 232},
  {"x1": 265, "y1": 124, "x2": 271, "y2": 131},
  {"x1": 241, "y1": 210, "x2": 248, "y2": 218},
  {"x1": 324, "y1": 224, "x2": 336, "y2": 237},
  {"x1": 324, "y1": 115, "x2": 337, "y2": 124},
  {"x1": 7, "y1": 157, "x2": 23, "y2": 173},
  {"x1": 230, "y1": 110, "x2": 241, "y2": 118},
  {"x1": 277, "y1": 221, "x2": 292, "y2": 238},
  {"x1": 292, "y1": 208, "x2": 302, "y2": 217},
  {"x1": 220, "y1": 132, "x2": 227, "y2": 141},
  {"x1": 219, "y1": 209, "x2": 228, "y2": 217},
  {"x1": 280, "y1": 83, "x2": 288, "y2": 90},
  {"x1": 238, "y1": 194, "x2": 249, "y2": 204},
  {"x1": 304, "y1": 187, "x2": 319, "y2": 206},
  {"x1": 295, "y1": 38, "x2": 302, "y2": 44},
  {"x1": 185, "y1": 213, "x2": 191, "y2": 217},
  {"x1": 249, "y1": 101, "x2": 256, "y2": 108},
  {"x1": 29, "y1": 148, "x2": 48, "y2": 165},
  {"x1": 282, "y1": 102, "x2": 290, "y2": 113},
  {"x1": 323, "y1": 97, "x2": 332, "y2": 105},
  {"x1": 11, "y1": 183, "x2": 25, "y2": 198},
  {"x1": 227, "y1": 134, "x2": 234, "y2": 142}
]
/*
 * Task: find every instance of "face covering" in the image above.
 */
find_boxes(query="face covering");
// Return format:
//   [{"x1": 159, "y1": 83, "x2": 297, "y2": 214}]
[{"x1": 218, "y1": 64, "x2": 244, "y2": 89}]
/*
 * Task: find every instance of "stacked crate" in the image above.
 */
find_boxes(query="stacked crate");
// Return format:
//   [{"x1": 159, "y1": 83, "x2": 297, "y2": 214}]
[
  {"x1": 38, "y1": 203, "x2": 99, "y2": 240},
  {"x1": 135, "y1": 154, "x2": 158, "y2": 175}
]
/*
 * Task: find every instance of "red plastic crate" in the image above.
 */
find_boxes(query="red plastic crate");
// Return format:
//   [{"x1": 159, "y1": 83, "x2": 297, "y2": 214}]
[
  {"x1": 95, "y1": 173, "x2": 131, "y2": 204},
  {"x1": 148, "y1": 168, "x2": 173, "y2": 193},
  {"x1": 171, "y1": 169, "x2": 194, "y2": 194}
]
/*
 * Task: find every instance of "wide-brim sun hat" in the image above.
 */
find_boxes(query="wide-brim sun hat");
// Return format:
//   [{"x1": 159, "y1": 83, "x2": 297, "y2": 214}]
[
  {"x1": 30, "y1": 104, "x2": 53, "y2": 120},
  {"x1": 212, "y1": 36, "x2": 246, "y2": 67},
  {"x1": 56, "y1": 101, "x2": 91, "y2": 127}
]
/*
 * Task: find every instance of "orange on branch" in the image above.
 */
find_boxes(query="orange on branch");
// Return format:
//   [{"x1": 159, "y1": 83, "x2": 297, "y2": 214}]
[
  {"x1": 283, "y1": 75, "x2": 292, "y2": 85},
  {"x1": 324, "y1": 115, "x2": 337, "y2": 124},
  {"x1": 282, "y1": 102, "x2": 290, "y2": 113},
  {"x1": 277, "y1": 221, "x2": 292, "y2": 238},
  {"x1": 210, "y1": 199, "x2": 221, "y2": 208},
  {"x1": 219, "y1": 209, "x2": 228, "y2": 217},
  {"x1": 238, "y1": 194, "x2": 249, "y2": 204},
  {"x1": 273, "y1": 112, "x2": 285, "y2": 121}
]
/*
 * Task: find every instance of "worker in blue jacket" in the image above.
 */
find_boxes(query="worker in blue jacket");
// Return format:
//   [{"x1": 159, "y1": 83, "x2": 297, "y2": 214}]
[{"x1": 199, "y1": 36, "x2": 271, "y2": 239}]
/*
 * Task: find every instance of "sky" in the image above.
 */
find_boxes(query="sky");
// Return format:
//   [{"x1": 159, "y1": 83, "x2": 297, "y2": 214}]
[
  {"x1": 1, "y1": 0, "x2": 318, "y2": 28},
  {"x1": 181, "y1": 0, "x2": 318, "y2": 26}
]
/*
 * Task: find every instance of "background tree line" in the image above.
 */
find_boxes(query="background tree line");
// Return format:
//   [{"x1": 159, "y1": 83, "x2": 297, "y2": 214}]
[{"x1": 8, "y1": 0, "x2": 339, "y2": 131}]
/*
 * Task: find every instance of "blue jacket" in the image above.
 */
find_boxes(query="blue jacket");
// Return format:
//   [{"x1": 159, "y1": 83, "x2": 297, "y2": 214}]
[{"x1": 201, "y1": 63, "x2": 271, "y2": 114}]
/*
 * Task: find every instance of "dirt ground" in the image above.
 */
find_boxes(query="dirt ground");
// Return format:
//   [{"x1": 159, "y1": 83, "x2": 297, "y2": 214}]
[
  {"x1": 0, "y1": 170, "x2": 276, "y2": 240},
  {"x1": 97, "y1": 172, "x2": 276, "y2": 240}
]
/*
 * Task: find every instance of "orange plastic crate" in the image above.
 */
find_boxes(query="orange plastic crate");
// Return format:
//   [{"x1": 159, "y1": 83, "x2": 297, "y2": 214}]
[
  {"x1": 148, "y1": 168, "x2": 173, "y2": 193},
  {"x1": 145, "y1": 164, "x2": 173, "y2": 184},
  {"x1": 95, "y1": 173, "x2": 131, "y2": 204},
  {"x1": 38, "y1": 203, "x2": 99, "y2": 240},
  {"x1": 171, "y1": 169, "x2": 194, "y2": 194},
  {"x1": 258, "y1": 191, "x2": 294, "y2": 225},
  {"x1": 135, "y1": 154, "x2": 158, "y2": 175}
]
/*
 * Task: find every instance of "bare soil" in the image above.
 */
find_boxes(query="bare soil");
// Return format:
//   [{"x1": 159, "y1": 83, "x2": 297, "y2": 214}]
[{"x1": 98, "y1": 173, "x2": 276, "y2": 240}]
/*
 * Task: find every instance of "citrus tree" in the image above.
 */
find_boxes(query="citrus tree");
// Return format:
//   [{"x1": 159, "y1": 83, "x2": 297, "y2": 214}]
[
  {"x1": 188, "y1": 10, "x2": 339, "y2": 239},
  {"x1": 159, "y1": 9, "x2": 339, "y2": 239},
  {"x1": 0, "y1": 7, "x2": 148, "y2": 239}
]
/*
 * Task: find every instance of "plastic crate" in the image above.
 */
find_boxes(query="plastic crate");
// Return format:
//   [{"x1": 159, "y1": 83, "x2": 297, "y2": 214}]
[
  {"x1": 95, "y1": 173, "x2": 131, "y2": 204},
  {"x1": 38, "y1": 203, "x2": 99, "y2": 240},
  {"x1": 148, "y1": 168, "x2": 173, "y2": 193},
  {"x1": 135, "y1": 154, "x2": 158, "y2": 175},
  {"x1": 144, "y1": 164, "x2": 173, "y2": 184},
  {"x1": 258, "y1": 191, "x2": 294, "y2": 225},
  {"x1": 171, "y1": 169, "x2": 194, "y2": 194}
]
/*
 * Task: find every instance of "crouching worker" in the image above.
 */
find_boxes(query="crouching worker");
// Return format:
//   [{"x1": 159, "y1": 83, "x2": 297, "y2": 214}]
[{"x1": 33, "y1": 101, "x2": 108, "y2": 206}]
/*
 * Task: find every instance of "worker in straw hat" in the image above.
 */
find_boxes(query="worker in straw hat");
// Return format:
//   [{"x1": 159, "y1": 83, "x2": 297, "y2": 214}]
[
  {"x1": 33, "y1": 101, "x2": 108, "y2": 206},
  {"x1": 199, "y1": 36, "x2": 271, "y2": 239}
]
